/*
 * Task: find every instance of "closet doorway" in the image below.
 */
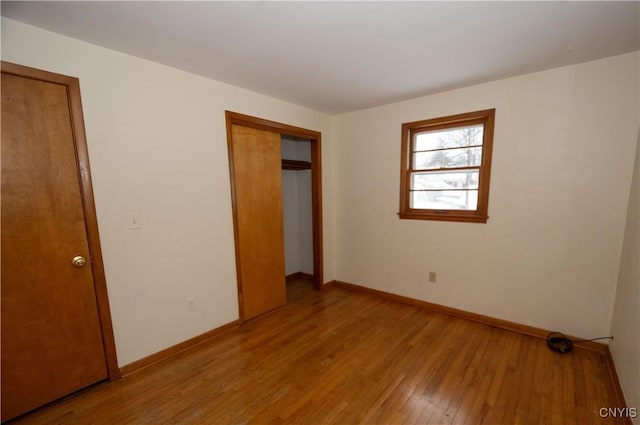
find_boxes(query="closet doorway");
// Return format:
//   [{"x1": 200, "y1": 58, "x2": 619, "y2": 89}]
[
  {"x1": 226, "y1": 112, "x2": 323, "y2": 320},
  {"x1": 281, "y1": 136, "x2": 314, "y2": 287}
]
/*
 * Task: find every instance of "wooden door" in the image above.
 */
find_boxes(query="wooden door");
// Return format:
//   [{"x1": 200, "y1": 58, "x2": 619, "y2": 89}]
[
  {"x1": 1, "y1": 65, "x2": 111, "y2": 421},
  {"x1": 229, "y1": 125, "x2": 286, "y2": 319}
]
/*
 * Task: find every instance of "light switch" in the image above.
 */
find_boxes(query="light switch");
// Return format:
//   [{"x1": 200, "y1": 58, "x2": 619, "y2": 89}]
[{"x1": 128, "y1": 213, "x2": 141, "y2": 230}]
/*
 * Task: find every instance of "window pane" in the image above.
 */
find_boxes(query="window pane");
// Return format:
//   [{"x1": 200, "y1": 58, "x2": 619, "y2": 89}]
[
  {"x1": 415, "y1": 124, "x2": 483, "y2": 151},
  {"x1": 413, "y1": 147, "x2": 482, "y2": 170},
  {"x1": 411, "y1": 170, "x2": 479, "y2": 190},
  {"x1": 410, "y1": 190, "x2": 479, "y2": 210}
]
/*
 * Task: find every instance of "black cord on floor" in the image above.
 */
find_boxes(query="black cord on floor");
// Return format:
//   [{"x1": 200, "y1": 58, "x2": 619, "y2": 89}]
[{"x1": 546, "y1": 332, "x2": 613, "y2": 354}]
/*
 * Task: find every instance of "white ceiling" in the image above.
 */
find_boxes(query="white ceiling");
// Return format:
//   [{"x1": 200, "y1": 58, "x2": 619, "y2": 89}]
[{"x1": 2, "y1": 1, "x2": 639, "y2": 114}]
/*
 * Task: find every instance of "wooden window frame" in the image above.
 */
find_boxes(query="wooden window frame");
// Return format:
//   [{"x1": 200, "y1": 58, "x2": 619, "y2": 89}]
[{"x1": 399, "y1": 109, "x2": 495, "y2": 223}]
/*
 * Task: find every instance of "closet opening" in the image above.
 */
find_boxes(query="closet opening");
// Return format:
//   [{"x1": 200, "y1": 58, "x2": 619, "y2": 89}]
[{"x1": 281, "y1": 136, "x2": 314, "y2": 291}]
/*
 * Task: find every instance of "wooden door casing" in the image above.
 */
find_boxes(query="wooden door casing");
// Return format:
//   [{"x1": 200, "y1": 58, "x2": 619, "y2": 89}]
[
  {"x1": 1, "y1": 62, "x2": 119, "y2": 421},
  {"x1": 225, "y1": 111, "x2": 324, "y2": 304}
]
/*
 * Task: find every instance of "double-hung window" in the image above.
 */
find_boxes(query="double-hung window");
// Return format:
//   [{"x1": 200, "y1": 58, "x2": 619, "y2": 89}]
[{"x1": 399, "y1": 109, "x2": 495, "y2": 223}]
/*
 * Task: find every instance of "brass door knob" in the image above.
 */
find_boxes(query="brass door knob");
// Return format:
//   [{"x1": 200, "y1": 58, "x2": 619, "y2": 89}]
[{"x1": 72, "y1": 256, "x2": 86, "y2": 267}]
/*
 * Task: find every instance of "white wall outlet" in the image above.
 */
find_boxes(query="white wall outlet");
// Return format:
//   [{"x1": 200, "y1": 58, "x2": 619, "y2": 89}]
[
  {"x1": 428, "y1": 272, "x2": 437, "y2": 283},
  {"x1": 186, "y1": 297, "x2": 196, "y2": 312},
  {"x1": 128, "y1": 213, "x2": 141, "y2": 230}
]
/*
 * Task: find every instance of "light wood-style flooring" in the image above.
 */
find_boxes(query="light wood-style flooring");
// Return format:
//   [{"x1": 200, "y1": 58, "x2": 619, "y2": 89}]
[{"x1": 9, "y1": 280, "x2": 624, "y2": 424}]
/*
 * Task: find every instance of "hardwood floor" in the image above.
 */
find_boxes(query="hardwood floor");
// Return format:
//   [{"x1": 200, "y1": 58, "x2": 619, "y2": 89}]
[{"x1": 9, "y1": 280, "x2": 626, "y2": 424}]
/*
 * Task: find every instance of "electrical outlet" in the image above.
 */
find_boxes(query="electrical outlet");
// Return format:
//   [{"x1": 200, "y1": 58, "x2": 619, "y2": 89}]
[
  {"x1": 428, "y1": 272, "x2": 437, "y2": 283},
  {"x1": 186, "y1": 297, "x2": 196, "y2": 312},
  {"x1": 128, "y1": 213, "x2": 141, "y2": 230}
]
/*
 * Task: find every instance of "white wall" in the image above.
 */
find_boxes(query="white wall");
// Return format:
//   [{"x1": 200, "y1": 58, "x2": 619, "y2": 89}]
[
  {"x1": 281, "y1": 139, "x2": 313, "y2": 276},
  {"x1": 333, "y1": 52, "x2": 639, "y2": 339},
  {"x1": 282, "y1": 170, "x2": 301, "y2": 276},
  {"x1": 610, "y1": 132, "x2": 639, "y2": 419},
  {"x1": 3, "y1": 15, "x2": 638, "y2": 373},
  {"x1": 1, "y1": 18, "x2": 335, "y2": 366},
  {"x1": 297, "y1": 169, "x2": 314, "y2": 274}
]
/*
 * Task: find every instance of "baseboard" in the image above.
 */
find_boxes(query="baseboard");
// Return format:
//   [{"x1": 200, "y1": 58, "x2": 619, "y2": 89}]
[
  {"x1": 119, "y1": 319, "x2": 241, "y2": 377},
  {"x1": 328, "y1": 280, "x2": 608, "y2": 353},
  {"x1": 286, "y1": 272, "x2": 314, "y2": 283}
]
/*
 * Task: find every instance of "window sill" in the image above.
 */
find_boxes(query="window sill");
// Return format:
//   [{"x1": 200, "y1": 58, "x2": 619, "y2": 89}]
[{"x1": 398, "y1": 211, "x2": 488, "y2": 223}]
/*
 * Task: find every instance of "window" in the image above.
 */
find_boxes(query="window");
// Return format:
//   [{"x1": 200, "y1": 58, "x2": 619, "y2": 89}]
[{"x1": 399, "y1": 109, "x2": 495, "y2": 223}]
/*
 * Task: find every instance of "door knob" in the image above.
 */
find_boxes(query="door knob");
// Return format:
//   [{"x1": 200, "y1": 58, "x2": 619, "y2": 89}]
[{"x1": 72, "y1": 256, "x2": 86, "y2": 267}]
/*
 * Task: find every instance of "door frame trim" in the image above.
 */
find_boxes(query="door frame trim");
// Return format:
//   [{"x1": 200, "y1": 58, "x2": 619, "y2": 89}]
[
  {"x1": 2, "y1": 61, "x2": 120, "y2": 381},
  {"x1": 225, "y1": 111, "x2": 324, "y2": 319}
]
